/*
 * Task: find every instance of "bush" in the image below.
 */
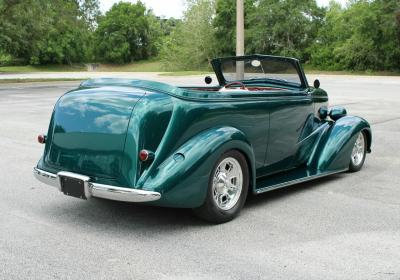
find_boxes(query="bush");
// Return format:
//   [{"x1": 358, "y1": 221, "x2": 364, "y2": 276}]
[
  {"x1": 0, "y1": 52, "x2": 13, "y2": 66},
  {"x1": 310, "y1": 0, "x2": 400, "y2": 71},
  {"x1": 160, "y1": 0, "x2": 217, "y2": 71},
  {"x1": 94, "y1": 2, "x2": 161, "y2": 63}
]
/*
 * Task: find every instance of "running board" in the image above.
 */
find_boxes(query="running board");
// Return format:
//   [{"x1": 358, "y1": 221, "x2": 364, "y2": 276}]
[{"x1": 255, "y1": 167, "x2": 348, "y2": 194}]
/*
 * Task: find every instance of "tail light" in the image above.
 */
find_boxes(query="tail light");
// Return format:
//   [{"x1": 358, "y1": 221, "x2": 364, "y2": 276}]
[
  {"x1": 38, "y1": 134, "x2": 46, "y2": 144},
  {"x1": 139, "y1": 149, "x2": 154, "y2": 162}
]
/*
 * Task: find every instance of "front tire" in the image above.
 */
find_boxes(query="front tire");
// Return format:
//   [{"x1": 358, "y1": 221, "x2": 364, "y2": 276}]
[
  {"x1": 349, "y1": 131, "x2": 367, "y2": 172},
  {"x1": 193, "y1": 150, "x2": 249, "y2": 224}
]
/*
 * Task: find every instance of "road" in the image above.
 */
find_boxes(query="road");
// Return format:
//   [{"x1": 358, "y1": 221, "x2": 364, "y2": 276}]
[{"x1": 0, "y1": 75, "x2": 399, "y2": 280}]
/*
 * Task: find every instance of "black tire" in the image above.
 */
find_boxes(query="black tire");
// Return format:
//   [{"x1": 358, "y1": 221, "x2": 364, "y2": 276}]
[
  {"x1": 348, "y1": 131, "x2": 367, "y2": 172},
  {"x1": 193, "y1": 150, "x2": 249, "y2": 224}
]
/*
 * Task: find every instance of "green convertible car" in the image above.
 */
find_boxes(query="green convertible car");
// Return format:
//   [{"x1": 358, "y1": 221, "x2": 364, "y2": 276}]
[{"x1": 34, "y1": 54, "x2": 372, "y2": 223}]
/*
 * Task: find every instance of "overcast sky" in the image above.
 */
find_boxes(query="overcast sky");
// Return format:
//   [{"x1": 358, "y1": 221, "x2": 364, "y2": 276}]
[{"x1": 99, "y1": 0, "x2": 348, "y2": 19}]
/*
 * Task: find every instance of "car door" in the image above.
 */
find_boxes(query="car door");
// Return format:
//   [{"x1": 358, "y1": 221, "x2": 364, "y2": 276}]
[{"x1": 262, "y1": 89, "x2": 314, "y2": 175}]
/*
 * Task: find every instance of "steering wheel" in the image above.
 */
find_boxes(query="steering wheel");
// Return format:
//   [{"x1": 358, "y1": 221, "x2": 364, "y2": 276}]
[{"x1": 223, "y1": 82, "x2": 248, "y2": 91}]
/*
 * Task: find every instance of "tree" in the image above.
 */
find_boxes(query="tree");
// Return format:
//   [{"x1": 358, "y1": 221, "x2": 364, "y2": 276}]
[
  {"x1": 213, "y1": 0, "x2": 254, "y2": 56},
  {"x1": 94, "y1": 1, "x2": 159, "y2": 63},
  {"x1": 310, "y1": 0, "x2": 400, "y2": 71},
  {"x1": 31, "y1": 0, "x2": 94, "y2": 64},
  {"x1": 160, "y1": 0, "x2": 217, "y2": 70},
  {"x1": 246, "y1": 0, "x2": 325, "y2": 61},
  {"x1": 0, "y1": 0, "x2": 100, "y2": 65},
  {"x1": 78, "y1": 0, "x2": 101, "y2": 31}
]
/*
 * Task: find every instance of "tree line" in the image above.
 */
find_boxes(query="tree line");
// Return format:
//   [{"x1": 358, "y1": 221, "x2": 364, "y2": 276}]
[{"x1": 0, "y1": 0, "x2": 399, "y2": 71}]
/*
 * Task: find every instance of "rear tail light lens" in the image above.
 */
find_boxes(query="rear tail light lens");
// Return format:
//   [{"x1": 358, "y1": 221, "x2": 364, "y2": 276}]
[
  {"x1": 139, "y1": 150, "x2": 149, "y2": 161},
  {"x1": 139, "y1": 149, "x2": 154, "y2": 162},
  {"x1": 38, "y1": 134, "x2": 46, "y2": 144}
]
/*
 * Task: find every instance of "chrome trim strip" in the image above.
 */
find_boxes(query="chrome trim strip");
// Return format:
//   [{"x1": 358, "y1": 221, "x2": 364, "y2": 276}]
[
  {"x1": 33, "y1": 167, "x2": 161, "y2": 203},
  {"x1": 255, "y1": 169, "x2": 348, "y2": 194},
  {"x1": 90, "y1": 183, "x2": 161, "y2": 203}
]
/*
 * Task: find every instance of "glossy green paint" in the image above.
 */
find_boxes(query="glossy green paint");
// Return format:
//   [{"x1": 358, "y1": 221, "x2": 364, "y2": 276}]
[
  {"x1": 308, "y1": 116, "x2": 371, "y2": 171},
  {"x1": 36, "y1": 56, "x2": 371, "y2": 208},
  {"x1": 329, "y1": 106, "x2": 348, "y2": 121}
]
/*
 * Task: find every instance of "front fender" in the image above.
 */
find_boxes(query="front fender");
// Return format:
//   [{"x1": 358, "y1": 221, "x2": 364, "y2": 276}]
[
  {"x1": 139, "y1": 127, "x2": 255, "y2": 208},
  {"x1": 308, "y1": 116, "x2": 372, "y2": 172}
]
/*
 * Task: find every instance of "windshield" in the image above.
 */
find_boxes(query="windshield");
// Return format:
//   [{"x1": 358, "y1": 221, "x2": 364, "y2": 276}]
[{"x1": 219, "y1": 57, "x2": 302, "y2": 87}]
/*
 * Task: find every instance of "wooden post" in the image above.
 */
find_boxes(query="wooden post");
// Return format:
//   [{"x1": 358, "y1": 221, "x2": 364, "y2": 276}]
[{"x1": 236, "y1": 0, "x2": 245, "y2": 80}]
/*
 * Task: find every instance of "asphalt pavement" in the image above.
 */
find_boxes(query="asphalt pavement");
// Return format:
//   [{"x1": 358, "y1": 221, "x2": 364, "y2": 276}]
[{"x1": 0, "y1": 74, "x2": 399, "y2": 280}]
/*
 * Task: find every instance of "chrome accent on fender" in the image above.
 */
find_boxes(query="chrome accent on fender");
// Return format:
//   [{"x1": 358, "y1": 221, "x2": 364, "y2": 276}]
[{"x1": 33, "y1": 167, "x2": 161, "y2": 203}]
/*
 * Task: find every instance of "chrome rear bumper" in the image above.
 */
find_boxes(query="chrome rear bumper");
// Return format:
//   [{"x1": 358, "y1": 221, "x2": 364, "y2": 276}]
[{"x1": 33, "y1": 167, "x2": 161, "y2": 203}]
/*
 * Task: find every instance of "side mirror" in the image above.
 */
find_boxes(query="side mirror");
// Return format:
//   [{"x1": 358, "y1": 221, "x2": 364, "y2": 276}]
[
  {"x1": 313, "y1": 79, "x2": 320, "y2": 89},
  {"x1": 329, "y1": 106, "x2": 347, "y2": 121},
  {"x1": 205, "y1": 76, "x2": 212, "y2": 85}
]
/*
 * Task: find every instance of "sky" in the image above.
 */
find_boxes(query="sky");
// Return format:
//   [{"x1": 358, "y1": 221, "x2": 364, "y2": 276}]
[{"x1": 99, "y1": 0, "x2": 348, "y2": 19}]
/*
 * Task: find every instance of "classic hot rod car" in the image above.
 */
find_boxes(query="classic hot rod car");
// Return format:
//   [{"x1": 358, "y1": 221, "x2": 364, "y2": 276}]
[{"x1": 33, "y1": 55, "x2": 371, "y2": 223}]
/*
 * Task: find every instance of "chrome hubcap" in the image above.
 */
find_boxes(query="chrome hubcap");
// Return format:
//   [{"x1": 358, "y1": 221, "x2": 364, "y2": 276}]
[
  {"x1": 351, "y1": 132, "x2": 365, "y2": 166},
  {"x1": 212, "y1": 157, "x2": 243, "y2": 211}
]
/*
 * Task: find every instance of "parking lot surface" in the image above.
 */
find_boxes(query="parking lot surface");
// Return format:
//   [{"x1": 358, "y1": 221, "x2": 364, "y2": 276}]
[{"x1": 0, "y1": 74, "x2": 399, "y2": 279}]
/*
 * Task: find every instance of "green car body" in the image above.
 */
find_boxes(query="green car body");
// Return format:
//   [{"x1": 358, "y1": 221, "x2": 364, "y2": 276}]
[{"x1": 34, "y1": 55, "x2": 372, "y2": 209}]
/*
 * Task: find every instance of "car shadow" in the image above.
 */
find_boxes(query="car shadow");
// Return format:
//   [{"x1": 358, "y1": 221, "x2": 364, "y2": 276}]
[{"x1": 40, "y1": 173, "x2": 347, "y2": 233}]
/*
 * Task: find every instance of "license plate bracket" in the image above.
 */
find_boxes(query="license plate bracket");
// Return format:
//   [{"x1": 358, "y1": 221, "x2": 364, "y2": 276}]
[{"x1": 60, "y1": 176, "x2": 87, "y2": 199}]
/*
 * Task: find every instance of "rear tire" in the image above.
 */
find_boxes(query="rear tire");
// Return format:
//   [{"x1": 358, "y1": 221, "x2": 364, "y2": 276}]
[
  {"x1": 349, "y1": 131, "x2": 367, "y2": 172},
  {"x1": 193, "y1": 150, "x2": 249, "y2": 224}
]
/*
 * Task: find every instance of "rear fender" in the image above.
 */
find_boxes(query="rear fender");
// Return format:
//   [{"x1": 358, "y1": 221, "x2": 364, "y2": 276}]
[
  {"x1": 308, "y1": 116, "x2": 371, "y2": 171},
  {"x1": 139, "y1": 127, "x2": 255, "y2": 208}
]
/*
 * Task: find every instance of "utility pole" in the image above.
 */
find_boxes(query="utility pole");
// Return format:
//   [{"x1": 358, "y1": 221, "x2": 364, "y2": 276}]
[{"x1": 236, "y1": 0, "x2": 245, "y2": 80}]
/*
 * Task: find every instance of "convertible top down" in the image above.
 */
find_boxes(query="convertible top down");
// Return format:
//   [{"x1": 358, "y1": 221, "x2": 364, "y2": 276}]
[{"x1": 34, "y1": 55, "x2": 372, "y2": 223}]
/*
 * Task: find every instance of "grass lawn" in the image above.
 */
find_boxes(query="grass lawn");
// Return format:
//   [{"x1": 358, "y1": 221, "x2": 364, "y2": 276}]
[
  {"x1": 303, "y1": 65, "x2": 400, "y2": 76},
  {"x1": 0, "y1": 60, "x2": 164, "y2": 73},
  {"x1": 97, "y1": 60, "x2": 164, "y2": 72},
  {"x1": 159, "y1": 71, "x2": 212, "y2": 76},
  {"x1": 0, "y1": 60, "x2": 214, "y2": 76},
  {"x1": 0, "y1": 78, "x2": 85, "y2": 84},
  {"x1": 1, "y1": 60, "x2": 399, "y2": 76},
  {"x1": 0, "y1": 64, "x2": 86, "y2": 73}
]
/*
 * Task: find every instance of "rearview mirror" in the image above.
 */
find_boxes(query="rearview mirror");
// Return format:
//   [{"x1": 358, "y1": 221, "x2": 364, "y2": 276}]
[
  {"x1": 205, "y1": 76, "x2": 212, "y2": 84},
  {"x1": 313, "y1": 79, "x2": 320, "y2": 89}
]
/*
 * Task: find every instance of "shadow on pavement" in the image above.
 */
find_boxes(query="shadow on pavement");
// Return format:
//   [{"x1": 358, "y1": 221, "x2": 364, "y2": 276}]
[{"x1": 38, "y1": 173, "x2": 347, "y2": 232}]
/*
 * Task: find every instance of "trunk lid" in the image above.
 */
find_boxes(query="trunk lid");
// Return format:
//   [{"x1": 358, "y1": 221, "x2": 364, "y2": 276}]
[{"x1": 45, "y1": 87, "x2": 145, "y2": 179}]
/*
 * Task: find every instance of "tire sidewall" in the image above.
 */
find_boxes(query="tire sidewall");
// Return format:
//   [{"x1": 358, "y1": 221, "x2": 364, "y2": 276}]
[
  {"x1": 202, "y1": 150, "x2": 249, "y2": 223},
  {"x1": 349, "y1": 131, "x2": 367, "y2": 172}
]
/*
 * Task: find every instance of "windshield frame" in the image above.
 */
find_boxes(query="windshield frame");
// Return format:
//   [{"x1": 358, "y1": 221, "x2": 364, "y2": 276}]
[{"x1": 211, "y1": 54, "x2": 309, "y2": 89}]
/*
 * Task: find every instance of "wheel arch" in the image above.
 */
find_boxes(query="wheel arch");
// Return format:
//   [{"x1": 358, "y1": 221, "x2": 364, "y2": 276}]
[
  {"x1": 362, "y1": 127, "x2": 372, "y2": 153},
  {"x1": 308, "y1": 116, "x2": 372, "y2": 172},
  {"x1": 225, "y1": 148, "x2": 255, "y2": 198},
  {"x1": 139, "y1": 126, "x2": 256, "y2": 208}
]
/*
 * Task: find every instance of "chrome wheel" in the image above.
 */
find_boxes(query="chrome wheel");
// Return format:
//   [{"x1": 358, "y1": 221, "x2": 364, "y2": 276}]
[
  {"x1": 351, "y1": 132, "x2": 365, "y2": 167},
  {"x1": 212, "y1": 157, "x2": 243, "y2": 211}
]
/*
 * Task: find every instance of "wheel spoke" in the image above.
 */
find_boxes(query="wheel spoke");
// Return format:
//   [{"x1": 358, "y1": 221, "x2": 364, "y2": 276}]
[
  {"x1": 212, "y1": 157, "x2": 243, "y2": 211},
  {"x1": 351, "y1": 132, "x2": 365, "y2": 167}
]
